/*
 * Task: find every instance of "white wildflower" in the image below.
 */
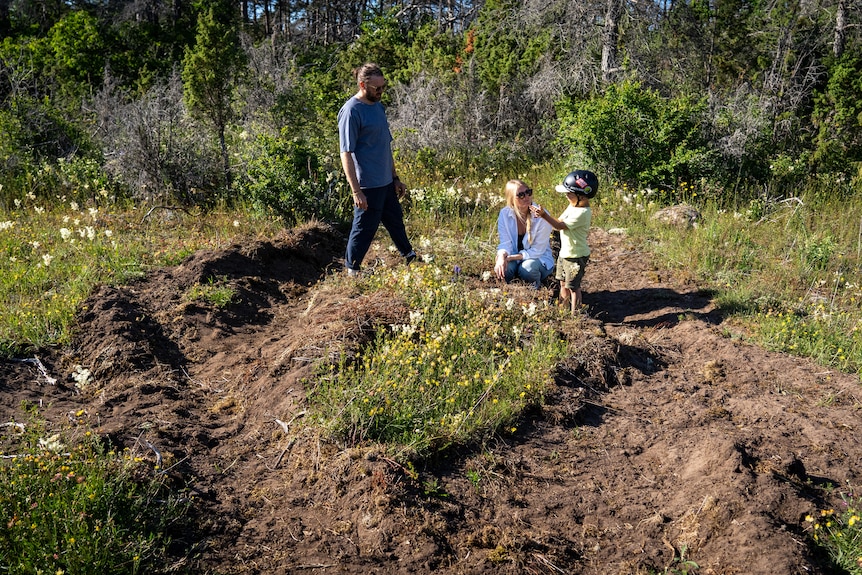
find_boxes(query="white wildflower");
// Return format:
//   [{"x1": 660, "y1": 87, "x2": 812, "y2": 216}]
[
  {"x1": 71, "y1": 365, "x2": 93, "y2": 388},
  {"x1": 60, "y1": 228, "x2": 72, "y2": 240},
  {"x1": 392, "y1": 324, "x2": 416, "y2": 337},
  {"x1": 42, "y1": 254, "x2": 53, "y2": 267},
  {"x1": 38, "y1": 434, "x2": 65, "y2": 453}
]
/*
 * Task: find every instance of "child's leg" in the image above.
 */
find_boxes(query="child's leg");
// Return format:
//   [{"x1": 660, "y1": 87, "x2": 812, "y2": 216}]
[
  {"x1": 559, "y1": 285, "x2": 571, "y2": 306},
  {"x1": 573, "y1": 288, "x2": 582, "y2": 311}
]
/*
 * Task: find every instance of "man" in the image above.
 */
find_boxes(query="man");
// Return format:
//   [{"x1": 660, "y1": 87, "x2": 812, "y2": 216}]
[{"x1": 338, "y1": 62, "x2": 416, "y2": 276}]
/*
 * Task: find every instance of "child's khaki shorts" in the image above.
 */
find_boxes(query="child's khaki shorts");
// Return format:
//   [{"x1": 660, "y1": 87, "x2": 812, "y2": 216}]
[{"x1": 555, "y1": 256, "x2": 589, "y2": 291}]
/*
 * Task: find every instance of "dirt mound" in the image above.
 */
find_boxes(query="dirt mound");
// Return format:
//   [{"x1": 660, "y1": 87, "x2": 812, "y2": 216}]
[{"x1": 3, "y1": 223, "x2": 861, "y2": 574}]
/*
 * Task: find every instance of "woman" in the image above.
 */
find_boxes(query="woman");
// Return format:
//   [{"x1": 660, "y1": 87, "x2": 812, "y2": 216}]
[{"x1": 494, "y1": 179, "x2": 554, "y2": 289}]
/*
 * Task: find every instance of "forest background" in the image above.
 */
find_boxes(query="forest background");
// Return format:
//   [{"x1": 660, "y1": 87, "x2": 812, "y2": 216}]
[{"x1": 1, "y1": 0, "x2": 861, "y2": 222}]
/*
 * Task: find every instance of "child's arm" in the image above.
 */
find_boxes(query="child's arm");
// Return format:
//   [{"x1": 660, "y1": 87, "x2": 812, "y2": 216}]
[{"x1": 531, "y1": 204, "x2": 568, "y2": 231}]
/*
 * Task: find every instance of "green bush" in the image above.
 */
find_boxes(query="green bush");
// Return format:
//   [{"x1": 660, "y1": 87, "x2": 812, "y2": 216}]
[
  {"x1": 811, "y1": 49, "x2": 862, "y2": 180},
  {"x1": 555, "y1": 81, "x2": 714, "y2": 194},
  {"x1": 235, "y1": 132, "x2": 348, "y2": 225}
]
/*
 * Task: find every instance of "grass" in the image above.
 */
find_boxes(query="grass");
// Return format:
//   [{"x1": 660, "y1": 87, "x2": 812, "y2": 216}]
[
  {"x1": 186, "y1": 276, "x2": 236, "y2": 308},
  {"x1": 0, "y1": 408, "x2": 190, "y2": 575},
  {"x1": 308, "y1": 262, "x2": 568, "y2": 460},
  {"x1": 2, "y1": 166, "x2": 862, "y2": 568},
  {"x1": 597, "y1": 181, "x2": 862, "y2": 378},
  {"x1": 0, "y1": 192, "x2": 282, "y2": 355},
  {"x1": 805, "y1": 493, "x2": 862, "y2": 574}
]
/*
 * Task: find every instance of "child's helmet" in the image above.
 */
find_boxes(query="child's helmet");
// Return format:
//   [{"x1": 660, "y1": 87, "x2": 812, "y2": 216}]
[{"x1": 557, "y1": 170, "x2": 599, "y2": 198}]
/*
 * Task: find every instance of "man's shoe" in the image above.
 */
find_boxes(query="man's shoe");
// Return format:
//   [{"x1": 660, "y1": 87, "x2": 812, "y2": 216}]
[
  {"x1": 346, "y1": 267, "x2": 360, "y2": 277},
  {"x1": 405, "y1": 251, "x2": 417, "y2": 265}
]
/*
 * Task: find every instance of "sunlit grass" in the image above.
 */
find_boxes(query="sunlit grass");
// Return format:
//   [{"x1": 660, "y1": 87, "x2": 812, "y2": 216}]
[
  {"x1": 0, "y1": 410, "x2": 189, "y2": 575},
  {"x1": 309, "y1": 262, "x2": 568, "y2": 460},
  {"x1": 805, "y1": 493, "x2": 862, "y2": 574},
  {"x1": 599, "y1": 179, "x2": 862, "y2": 377},
  {"x1": 186, "y1": 276, "x2": 236, "y2": 308},
  {"x1": 0, "y1": 193, "x2": 282, "y2": 355}
]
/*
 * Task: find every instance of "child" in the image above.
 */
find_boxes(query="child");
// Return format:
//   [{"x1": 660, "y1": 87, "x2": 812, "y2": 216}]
[{"x1": 532, "y1": 170, "x2": 598, "y2": 313}]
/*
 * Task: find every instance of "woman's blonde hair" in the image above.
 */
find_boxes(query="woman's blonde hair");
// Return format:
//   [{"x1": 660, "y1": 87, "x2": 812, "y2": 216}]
[{"x1": 504, "y1": 179, "x2": 533, "y2": 244}]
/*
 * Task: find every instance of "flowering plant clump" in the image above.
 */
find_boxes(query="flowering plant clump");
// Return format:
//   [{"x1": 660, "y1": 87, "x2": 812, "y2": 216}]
[
  {"x1": 408, "y1": 179, "x2": 504, "y2": 218},
  {"x1": 0, "y1": 414, "x2": 189, "y2": 574},
  {"x1": 805, "y1": 494, "x2": 862, "y2": 573},
  {"x1": 0, "y1": 194, "x2": 126, "y2": 353},
  {"x1": 311, "y1": 263, "x2": 566, "y2": 460}
]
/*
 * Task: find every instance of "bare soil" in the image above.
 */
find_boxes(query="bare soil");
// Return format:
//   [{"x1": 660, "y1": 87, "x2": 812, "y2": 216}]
[{"x1": 3, "y1": 221, "x2": 861, "y2": 574}]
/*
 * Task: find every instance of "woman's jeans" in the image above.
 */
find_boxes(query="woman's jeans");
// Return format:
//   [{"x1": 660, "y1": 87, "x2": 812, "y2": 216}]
[
  {"x1": 505, "y1": 259, "x2": 551, "y2": 289},
  {"x1": 345, "y1": 182, "x2": 413, "y2": 271}
]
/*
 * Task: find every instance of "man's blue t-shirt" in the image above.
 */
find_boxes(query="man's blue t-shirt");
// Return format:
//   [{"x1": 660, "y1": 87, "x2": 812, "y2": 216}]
[{"x1": 337, "y1": 96, "x2": 394, "y2": 190}]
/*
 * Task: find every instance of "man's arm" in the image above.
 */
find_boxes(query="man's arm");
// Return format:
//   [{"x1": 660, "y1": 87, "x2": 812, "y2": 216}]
[{"x1": 341, "y1": 151, "x2": 367, "y2": 210}]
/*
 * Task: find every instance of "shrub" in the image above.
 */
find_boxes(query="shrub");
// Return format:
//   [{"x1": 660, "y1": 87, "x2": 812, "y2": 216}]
[
  {"x1": 235, "y1": 132, "x2": 348, "y2": 226},
  {"x1": 555, "y1": 81, "x2": 714, "y2": 195}
]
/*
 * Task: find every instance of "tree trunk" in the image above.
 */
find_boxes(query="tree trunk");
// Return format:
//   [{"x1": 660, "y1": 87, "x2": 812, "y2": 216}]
[
  {"x1": 220, "y1": 123, "x2": 232, "y2": 191},
  {"x1": 601, "y1": 0, "x2": 623, "y2": 83},
  {"x1": 834, "y1": 0, "x2": 846, "y2": 58}
]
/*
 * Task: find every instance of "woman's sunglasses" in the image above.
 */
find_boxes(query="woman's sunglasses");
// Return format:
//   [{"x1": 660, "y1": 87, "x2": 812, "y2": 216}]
[{"x1": 516, "y1": 188, "x2": 533, "y2": 199}]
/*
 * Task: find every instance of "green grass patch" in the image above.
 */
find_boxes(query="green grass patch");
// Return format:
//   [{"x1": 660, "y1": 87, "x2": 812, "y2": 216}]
[
  {"x1": 186, "y1": 276, "x2": 236, "y2": 308},
  {"x1": 806, "y1": 494, "x2": 862, "y2": 574},
  {"x1": 0, "y1": 411, "x2": 190, "y2": 575},
  {"x1": 308, "y1": 263, "x2": 567, "y2": 461}
]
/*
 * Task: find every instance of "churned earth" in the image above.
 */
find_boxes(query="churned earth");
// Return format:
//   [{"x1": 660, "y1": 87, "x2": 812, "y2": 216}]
[{"x1": 2, "y1": 220, "x2": 861, "y2": 574}]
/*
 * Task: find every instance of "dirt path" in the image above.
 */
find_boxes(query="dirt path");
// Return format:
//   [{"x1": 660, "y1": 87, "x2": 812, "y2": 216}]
[{"x1": 2, "y1": 223, "x2": 861, "y2": 574}]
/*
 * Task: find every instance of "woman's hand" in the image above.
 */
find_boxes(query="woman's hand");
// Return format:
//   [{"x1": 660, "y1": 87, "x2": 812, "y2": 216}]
[{"x1": 494, "y1": 252, "x2": 508, "y2": 280}]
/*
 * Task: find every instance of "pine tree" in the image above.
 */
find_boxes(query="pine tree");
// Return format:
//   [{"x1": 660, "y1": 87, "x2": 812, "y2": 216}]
[{"x1": 182, "y1": 0, "x2": 246, "y2": 194}]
